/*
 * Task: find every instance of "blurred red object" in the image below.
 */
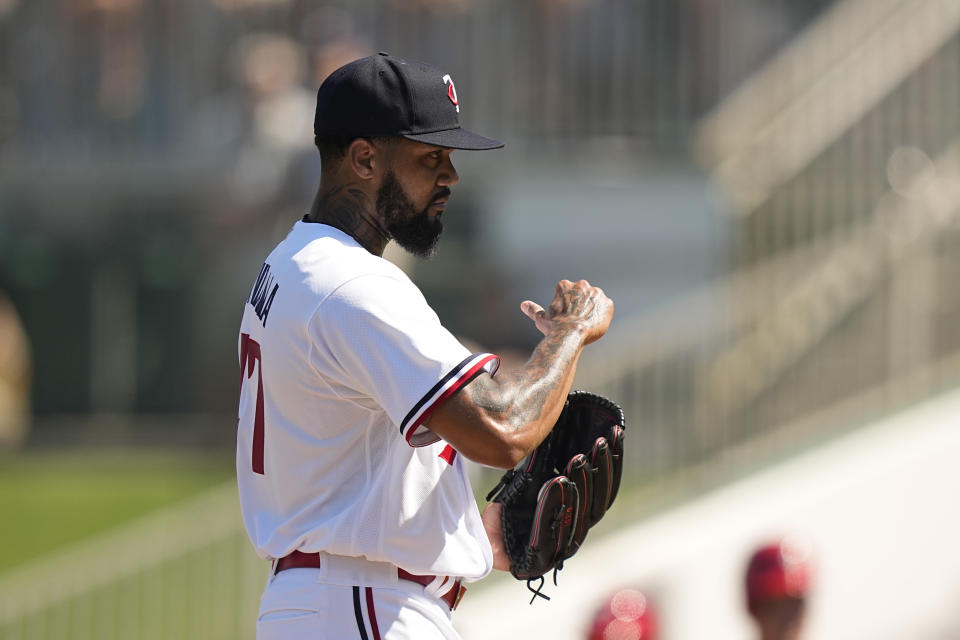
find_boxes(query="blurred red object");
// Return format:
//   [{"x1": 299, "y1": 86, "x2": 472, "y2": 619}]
[
  {"x1": 745, "y1": 537, "x2": 813, "y2": 615},
  {"x1": 586, "y1": 588, "x2": 658, "y2": 640}
]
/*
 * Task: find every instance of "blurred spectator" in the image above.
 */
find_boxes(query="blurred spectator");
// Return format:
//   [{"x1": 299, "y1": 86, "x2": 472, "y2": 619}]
[
  {"x1": 386, "y1": 0, "x2": 472, "y2": 13},
  {"x1": 745, "y1": 537, "x2": 814, "y2": 640},
  {"x1": 0, "y1": 0, "x2": 18, "y2": 19},
  {"x1": 300, "y1": 7, "x2": 371, "y2": 88},
  {"x1": 586, "y1": 587, "x2": 658, "y2": 640},
  {"x1": 226, "y1": 32, "x2": 315, "y2": 209},
  {"x1": 0, "y1": 291, "x2": 30, "y2": 449},
  {"x1": 211, "y1": 0, "x2": 294, "y2": 10},
  {"x1": 537, "y1": 0, "x2": 589, "y2": 11}
]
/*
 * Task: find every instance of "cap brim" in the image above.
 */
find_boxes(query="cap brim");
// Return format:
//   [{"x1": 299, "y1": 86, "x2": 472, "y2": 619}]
[{"x1": 403, "y1": 127, "x2": 504, "y2": 150}]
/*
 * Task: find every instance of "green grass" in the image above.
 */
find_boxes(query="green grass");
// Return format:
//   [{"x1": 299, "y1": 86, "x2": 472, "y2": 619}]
[{"x1": 0, "y1": 451, "x2": 235, "y2": 572}]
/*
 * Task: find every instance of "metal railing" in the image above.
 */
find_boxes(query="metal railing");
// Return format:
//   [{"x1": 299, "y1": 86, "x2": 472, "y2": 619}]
[
  {"x1": 577, "y1": 140, "x2": 960, "y2": 482},
  {"x1": 575, "y1": 0, "x2": 960, "y2": 483},
  {"x1": 697, "y1": 0, "x2": 960, "y2": 266}
]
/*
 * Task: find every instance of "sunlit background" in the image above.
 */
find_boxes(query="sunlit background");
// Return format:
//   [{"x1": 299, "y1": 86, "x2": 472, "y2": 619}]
[{"x1": 2, "y1": 0, "x2": 960, "y2": 638}]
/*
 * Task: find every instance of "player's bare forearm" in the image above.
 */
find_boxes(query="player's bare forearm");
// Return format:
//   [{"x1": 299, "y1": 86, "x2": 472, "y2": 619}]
[
  {"x1": 464, "y1": 325, "x2": 585, "y2": 456},
  {"x1": 427, "y1": 279, "x2": 613, "y2": 469}
]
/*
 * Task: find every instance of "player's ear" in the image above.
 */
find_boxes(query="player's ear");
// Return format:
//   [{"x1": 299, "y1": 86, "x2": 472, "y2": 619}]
[{"x1": 345, "y1": 138, "x2": 378, "y2": 180}]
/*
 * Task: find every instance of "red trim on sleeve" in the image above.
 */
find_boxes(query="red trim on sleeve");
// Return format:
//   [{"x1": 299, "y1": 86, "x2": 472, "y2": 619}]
[{"x1": 404, "y1": 354, "x2": 499, "y2": 446}]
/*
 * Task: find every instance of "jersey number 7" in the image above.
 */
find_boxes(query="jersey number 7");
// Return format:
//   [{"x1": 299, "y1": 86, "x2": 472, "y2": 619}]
[{"x1": 239, "y1": 333, "x2": 265, "y2": 474}]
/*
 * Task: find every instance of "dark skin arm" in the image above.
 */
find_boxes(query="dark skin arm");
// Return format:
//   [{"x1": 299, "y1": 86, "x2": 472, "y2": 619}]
[
  {"x1": 431, "y1": 279, "x2": 612, "y2": 572},
  {"x1": 426, "y1": 278, "x2": 614, "y2": 470}
]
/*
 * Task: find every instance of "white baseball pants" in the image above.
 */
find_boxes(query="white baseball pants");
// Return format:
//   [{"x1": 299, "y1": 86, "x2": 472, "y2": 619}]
[{"x1": 257, "y1": 566, "x2": 463, "y2": 640}]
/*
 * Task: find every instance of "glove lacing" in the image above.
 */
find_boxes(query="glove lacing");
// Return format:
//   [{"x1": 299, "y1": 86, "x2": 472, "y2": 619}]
[
  {"x1": 525, "y1": 563, "x2": 564, "y2": 604},
  {"x1": 526, "y1": 576, "x2": 550, "y2": 604}
]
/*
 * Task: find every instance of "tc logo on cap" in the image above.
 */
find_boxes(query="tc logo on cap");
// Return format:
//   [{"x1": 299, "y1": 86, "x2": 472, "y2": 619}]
[{"x1": 442, "y1": 74, "x2": 459, "y2": 113}]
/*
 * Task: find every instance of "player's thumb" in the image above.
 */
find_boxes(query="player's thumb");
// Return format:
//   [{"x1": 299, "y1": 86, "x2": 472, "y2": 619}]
[
  {"x1": 520, "y1": 300, "x2": 544, "y2": 321},
  {"x1": 521, "y1": 300, "x2": 553, "y2": 336}
]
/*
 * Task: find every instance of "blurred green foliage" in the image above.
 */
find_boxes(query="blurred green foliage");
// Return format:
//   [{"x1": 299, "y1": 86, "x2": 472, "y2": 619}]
[{"x1": 0, "y1": 452, "x2": 234, "y2": 572}]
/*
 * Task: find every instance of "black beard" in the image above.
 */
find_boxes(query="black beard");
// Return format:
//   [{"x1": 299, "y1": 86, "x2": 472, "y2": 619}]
[{"x1": 378, "y1": 171, "x2": 445, "y2": 259}]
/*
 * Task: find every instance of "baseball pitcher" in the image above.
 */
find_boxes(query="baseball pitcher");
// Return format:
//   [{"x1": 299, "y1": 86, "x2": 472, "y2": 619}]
[{"x1": 237, "y1": 53, "x2": 618, "y2": 640}]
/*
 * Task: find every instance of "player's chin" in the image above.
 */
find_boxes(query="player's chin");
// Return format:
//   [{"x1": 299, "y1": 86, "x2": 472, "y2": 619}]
[
  {"x1": 388, "y1": 210, "x2": 443, "y2": 258},
  {"x1": 395, "y1": 229, "x2": 443, "y2": 259},
  {"x1": 404, "y1": 240, "x2": 441, "y2": 259}
]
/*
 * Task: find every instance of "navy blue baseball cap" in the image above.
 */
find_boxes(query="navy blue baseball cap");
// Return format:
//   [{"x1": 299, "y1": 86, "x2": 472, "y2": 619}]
[{"x1": 314, "y1": 53, "x2": 504, "y2": 151}]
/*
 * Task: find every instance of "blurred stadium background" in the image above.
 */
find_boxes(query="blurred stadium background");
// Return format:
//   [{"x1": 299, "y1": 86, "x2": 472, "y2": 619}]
[{"x1": 1, "y1": 0, "x2": 960, "y2": 637}]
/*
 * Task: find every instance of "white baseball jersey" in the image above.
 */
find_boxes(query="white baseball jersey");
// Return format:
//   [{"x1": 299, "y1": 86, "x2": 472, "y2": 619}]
[{"x1": 236, "y1": 221, "x2": 499, "y2": 581}]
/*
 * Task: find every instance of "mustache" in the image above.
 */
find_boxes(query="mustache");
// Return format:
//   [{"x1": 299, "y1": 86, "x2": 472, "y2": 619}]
[{"x1": 431, "y1": 188, "x2": 452, "y2": 203}]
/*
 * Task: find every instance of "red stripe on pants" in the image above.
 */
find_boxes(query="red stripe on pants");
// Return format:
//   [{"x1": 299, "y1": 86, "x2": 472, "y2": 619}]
[{"x1": 365, "y1": 587, "x2": 382, "y2": 640}]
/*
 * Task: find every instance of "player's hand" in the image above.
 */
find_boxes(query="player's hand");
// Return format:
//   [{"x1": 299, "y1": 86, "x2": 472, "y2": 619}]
[
  {"x1": 520, "y1": 279, "x2": 613, "y2": 345},
  {"x1": 481, "y1": 502, "x2": 512, "y2": 571}
]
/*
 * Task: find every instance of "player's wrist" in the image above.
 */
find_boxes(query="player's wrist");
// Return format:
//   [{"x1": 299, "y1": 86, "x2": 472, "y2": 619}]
[
  {"x1": 547, "y1": 316, "x2": 587, "y2": 334},
  {"x1": 546, "y1": 321, "x2": 590, "y2": 346}
]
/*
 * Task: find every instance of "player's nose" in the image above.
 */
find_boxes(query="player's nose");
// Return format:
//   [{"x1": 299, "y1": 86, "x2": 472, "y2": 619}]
[{"x1": 438, "y1": 155, "x2": 459, "y2": 187}]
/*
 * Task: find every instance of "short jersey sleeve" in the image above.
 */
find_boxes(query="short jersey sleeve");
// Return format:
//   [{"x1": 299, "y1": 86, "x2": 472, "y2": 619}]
[{"x1": 309, "y1": 273, "x2": 499, "y2": 447}]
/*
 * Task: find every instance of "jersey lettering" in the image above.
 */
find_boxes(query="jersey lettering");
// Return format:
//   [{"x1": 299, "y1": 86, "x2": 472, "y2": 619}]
[
  {"x1": 249, "y1": 262, "x2": 280, "y2": 328},
  {"x1": 239, "y1": 333, "x2": 266, "y2": 474}
]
